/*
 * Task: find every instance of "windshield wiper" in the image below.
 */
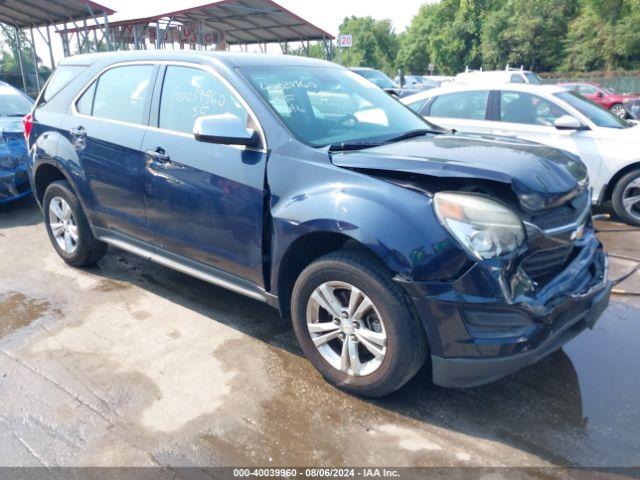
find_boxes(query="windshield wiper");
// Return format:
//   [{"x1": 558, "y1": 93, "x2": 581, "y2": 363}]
[
  {"x1": 383, "y1": 128, "x2": 443, "y2": 143},
  {"x1": 328, "y1": 141, "x2": 385, "y2": 152},
  {"x1": 329, "y1": 129, "x2": 442, "y2": 152}
]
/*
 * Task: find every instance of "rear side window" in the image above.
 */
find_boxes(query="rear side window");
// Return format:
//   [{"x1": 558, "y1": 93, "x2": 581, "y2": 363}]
[
  {"x1": 158, "y1": 66, "x2": 249, "y2": 134},
  {"x1": 84, "y1": 65, "x2": 154, "y2": 124},
  {"x1": 510, "y1": 74, "x2": 526, "y2": 83},
  {"x1": 429, "y1": 91, "x2": 489, "y2": 120},
  {"x1": 76, "y1": 81, "x2": 96, "y2": 115},
  {"x1": 38, "y1": 65, "x2": 86, "y2": 105}
]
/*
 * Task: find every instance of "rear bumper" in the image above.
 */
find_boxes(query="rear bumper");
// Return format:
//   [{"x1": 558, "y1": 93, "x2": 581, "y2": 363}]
[
  {"x1": 399, "y1": 231, "x2": 611, "y2": 388},
  {"x1": 0, "y1": 166, "x2": 31, "y2": 204}
]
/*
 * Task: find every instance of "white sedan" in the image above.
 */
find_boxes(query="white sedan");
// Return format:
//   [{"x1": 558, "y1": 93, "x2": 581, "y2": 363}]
[{"x1": 402, "y1": 83, "x2": 640, "y2": 225}]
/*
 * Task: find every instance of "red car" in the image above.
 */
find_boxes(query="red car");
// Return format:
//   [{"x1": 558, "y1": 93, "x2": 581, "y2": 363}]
[{"x1": 559, "y1": 82, "x2": 638, "y2": 118}]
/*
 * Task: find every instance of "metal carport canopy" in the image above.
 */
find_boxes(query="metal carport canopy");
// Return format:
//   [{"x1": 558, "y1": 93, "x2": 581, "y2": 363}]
[
  {"x1": 0, "y1": 0, "x2": 114, "y2": 28},
  {"x1": 65, "y1": 0, "x2": 335, "y2": 44}
]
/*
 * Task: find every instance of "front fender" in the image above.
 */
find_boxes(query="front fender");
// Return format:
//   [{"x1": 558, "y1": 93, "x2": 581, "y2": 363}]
[{"x1": 269, "y1": 159, "x2": 471, "y2": 294}]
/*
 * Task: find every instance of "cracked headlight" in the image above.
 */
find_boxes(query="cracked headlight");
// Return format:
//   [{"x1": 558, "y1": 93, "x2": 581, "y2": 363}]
[{"x1": 434, "y1": 192, "x2": 525, "y2": 260}]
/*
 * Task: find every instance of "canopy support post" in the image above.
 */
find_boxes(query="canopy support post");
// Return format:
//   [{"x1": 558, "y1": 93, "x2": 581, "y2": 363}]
[
  {"x1": 14, "y1": 26, "x2": 27, "y2": 94},
  {"x1": 29, "y1": 27, "x2": 41, "y2": 91}
]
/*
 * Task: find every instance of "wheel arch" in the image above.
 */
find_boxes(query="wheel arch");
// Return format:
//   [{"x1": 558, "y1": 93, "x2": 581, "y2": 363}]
[
  {"x1": 33, "y1": 162, "x2": 71, "y2": 206},
  {"x1": 275, "y1": 231, "x2": 386, "y2": 318},
  {"x1": 602, "y1": 161, "x2": 640, "y2": 204}
]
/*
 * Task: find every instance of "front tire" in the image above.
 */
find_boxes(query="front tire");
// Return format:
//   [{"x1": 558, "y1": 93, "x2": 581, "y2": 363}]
[
  {"x1": 612, "y1": 169, "x2": 640, "y2": 226},
  {"x1": 43, "y1": 180, "x2": 107, "y2": 267},
  {"x1": 291, "y1": 250, "x2": 427, "y2": 397},
  {"x1": 610, "y1": 103, "x2": 627, "y2": 119}
]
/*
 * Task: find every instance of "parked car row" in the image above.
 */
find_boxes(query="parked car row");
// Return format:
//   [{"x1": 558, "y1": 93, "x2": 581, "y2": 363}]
[
  {"x1": 18, "y1": 51, "x2": 613, "y2": 398},
  {"x1": 402, "y1": 83, "x2": 640, "y2": 226},
  {"x1": 559, "y1": 82, "x2": 637, "y2": 119}
]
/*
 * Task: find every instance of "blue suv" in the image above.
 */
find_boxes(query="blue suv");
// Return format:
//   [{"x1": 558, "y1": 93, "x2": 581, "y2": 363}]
[{"x1": 27, "y1": 52, "x2": 611, "y2": 396}]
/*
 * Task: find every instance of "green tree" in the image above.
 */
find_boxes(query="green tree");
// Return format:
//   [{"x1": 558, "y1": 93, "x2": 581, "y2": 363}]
[
  {"x1": 396, "y1": 0, "x2": 487, "y2": 75},
  {"x1": 563, "y1": 0, "x2": 640, "y2": 72},
  {"x1": 0, "y1": 25, "x2": 38, "y2": 74},
  {"x1": 337, "y1": 16, "x2": 399, "y2": 74},
  {"x1": 481, "y1": 0, "x2": 577, "y2": 71}
]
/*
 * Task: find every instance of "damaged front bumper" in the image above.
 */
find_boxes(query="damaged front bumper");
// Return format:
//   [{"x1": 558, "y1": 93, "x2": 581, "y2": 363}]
[{"x1": 399, "y1": 230, "x2": 611, "y2": 388}]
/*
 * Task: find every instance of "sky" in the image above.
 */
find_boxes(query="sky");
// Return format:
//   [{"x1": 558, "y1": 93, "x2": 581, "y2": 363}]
[{"x1": 32, "y1": 0, "x2": 433, "y2": 68}]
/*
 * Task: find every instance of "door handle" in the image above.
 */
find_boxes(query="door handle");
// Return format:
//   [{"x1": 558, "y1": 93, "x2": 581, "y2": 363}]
[
  {"x1": 70, "y1": 126, "x2": 86, "y2": 137},
  {"x1": 145, "y1": 148, "x2": 171, "y2": 164}
]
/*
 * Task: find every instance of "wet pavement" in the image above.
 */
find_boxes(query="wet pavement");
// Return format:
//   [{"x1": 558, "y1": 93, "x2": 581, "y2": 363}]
[{"x1": 0, "y1": 197, "x2": 639, "y2": 469}]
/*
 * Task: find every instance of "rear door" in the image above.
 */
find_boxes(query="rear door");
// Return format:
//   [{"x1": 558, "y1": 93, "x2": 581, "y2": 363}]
[
  {"x1": 61, "y1": 64, "x2": 157, "y2": 243},
  {"x1": 423, "y1": 89, "x2": 493, "y2": 134},
  {"x1": 140, "y1": 64, "x2": 267, "y2": 286}
]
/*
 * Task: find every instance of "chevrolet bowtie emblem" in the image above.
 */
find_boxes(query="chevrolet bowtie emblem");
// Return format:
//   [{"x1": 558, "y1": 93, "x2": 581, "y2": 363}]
[{"x1": 571, "y1": 224, "x2": 585, "y2": 240}]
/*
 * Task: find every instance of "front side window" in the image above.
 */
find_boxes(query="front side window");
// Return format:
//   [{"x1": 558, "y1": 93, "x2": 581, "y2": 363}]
[
  {"x1": 500, "y1": 91, "x2": 568, "y2": 126},
  {"x1": 429, "y1": 90, "x2": 489, "y2": 120},
  {"x1": 89, "y1": 65, "x2": 154, "y2": 124},
  {"x1": 159, "y1": 66, "x2": 249, "y2": 134},
  {"x1": 241, "y1": 66, "x2": 430, "y2": 147},
  {"x1": 555, "y1": 91, "x2": 630, "y2": 129}
]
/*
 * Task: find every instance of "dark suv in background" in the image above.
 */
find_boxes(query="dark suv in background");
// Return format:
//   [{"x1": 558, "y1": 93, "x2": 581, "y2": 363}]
[{"x1": 26, "y1": 51, "x2": 610, "y2": 396}]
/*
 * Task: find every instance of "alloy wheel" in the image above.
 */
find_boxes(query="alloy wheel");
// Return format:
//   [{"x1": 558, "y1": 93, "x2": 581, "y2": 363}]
[
  {"x1": 48, "y1": 196, "x2": 79, "y2": 254},
  {"x1": 610, "y1": 104, "x2": 627, "y2": 118},
  {"x1": 622, "y1": 177, "x2": 640, "y2": 222},
  {"x1": 306, "y1": 281, "x2": 387, "y2": 377}
]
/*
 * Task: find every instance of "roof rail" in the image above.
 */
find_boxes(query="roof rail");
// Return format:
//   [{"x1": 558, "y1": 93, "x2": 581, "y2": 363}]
[{"x1": 505, "y1": 63, "x2": 526, "y2": 72}]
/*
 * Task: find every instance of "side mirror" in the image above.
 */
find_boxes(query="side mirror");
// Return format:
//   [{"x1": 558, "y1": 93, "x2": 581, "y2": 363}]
[
  {"x1": 193, "y1": 113, "x2": 260, "y2": 147},
  {"x1": 554, "y1": 115, "x2": 584, "y2": 131},
  {"x1": 596, "y1": 91, "x2": 604, "y2": 98}
]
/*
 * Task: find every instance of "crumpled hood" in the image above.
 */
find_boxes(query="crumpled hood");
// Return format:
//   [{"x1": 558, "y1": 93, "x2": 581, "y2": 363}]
[{"x1": 330, "y1": 132, "x2": 588, "y2": 212}]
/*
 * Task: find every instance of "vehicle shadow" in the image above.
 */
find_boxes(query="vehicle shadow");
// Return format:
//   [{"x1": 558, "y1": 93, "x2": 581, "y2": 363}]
[
  {"x1": 81, "y1": 247, "x2": 612, "y2": 468},
  {"x1": 0, "y1": 195, "x2": 41, "y2": 229}
]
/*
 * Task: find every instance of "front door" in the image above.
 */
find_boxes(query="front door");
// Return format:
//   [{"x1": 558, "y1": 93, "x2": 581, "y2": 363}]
[
  {"x1": 487, "y1": 90, "x2": 604, "y2": 196},
  {"x1": 141, "y1": 65, "x2": 267, "y2": 286}
]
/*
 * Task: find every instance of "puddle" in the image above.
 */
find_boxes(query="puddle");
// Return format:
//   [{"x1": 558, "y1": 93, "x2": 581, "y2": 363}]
[
  {"x1": 0, "y1": 292, "x2": 50, "y2": 338},
  {"x1": 94, "y1": 279, "x2": 131, "y2": 292}
]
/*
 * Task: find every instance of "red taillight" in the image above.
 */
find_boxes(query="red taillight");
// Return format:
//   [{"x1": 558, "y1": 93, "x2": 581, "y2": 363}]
[{"x1": 23, "y1": 113, "x2": 33, "y2": 141}]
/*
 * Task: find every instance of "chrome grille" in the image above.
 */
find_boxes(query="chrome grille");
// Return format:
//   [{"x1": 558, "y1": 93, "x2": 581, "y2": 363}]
[
  {"x1": 521, "y1": 244, "x2": 575, "y2": 283},
  {"x1": 527, "y1": 190, "x2": 589, "y2": 232}
]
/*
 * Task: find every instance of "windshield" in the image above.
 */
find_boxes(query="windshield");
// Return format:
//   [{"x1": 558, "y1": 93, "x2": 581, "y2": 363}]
[
  {"x1": 555, "y1": 91, "x2": 630, "y2": 128},
  {"x1": 355, "y1": 69, "x2": 396, "y2": 89},
  {"x1": 0, "y1": 84, "x2": 33, "y2": 116},
  {"x1": 525, "y1": 72, "x2": 543, "y2": 85},
  {"x1": 241, "y1": 66, "x2": 432, "y2": 147}
]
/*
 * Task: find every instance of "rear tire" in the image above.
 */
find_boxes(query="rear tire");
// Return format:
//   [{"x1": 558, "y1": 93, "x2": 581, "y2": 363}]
[
  {"x1": 612, "y1": 169, "x2": 640, "y2": 226},
  {"x1": 43, "y1": 180, "x2": 107, "y2": 267},
  {"x1": 291, "y1": 250, "x2": 427, "y2": 397}
]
